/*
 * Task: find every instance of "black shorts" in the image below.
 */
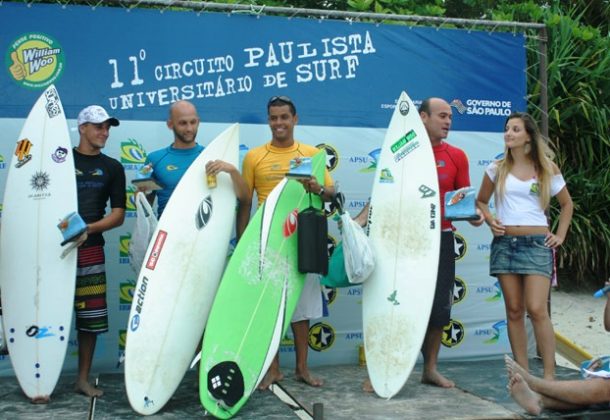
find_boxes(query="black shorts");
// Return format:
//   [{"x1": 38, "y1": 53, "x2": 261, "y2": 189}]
[{"x1": 429, "y1": 231, "x2": 455, "y2": 328}]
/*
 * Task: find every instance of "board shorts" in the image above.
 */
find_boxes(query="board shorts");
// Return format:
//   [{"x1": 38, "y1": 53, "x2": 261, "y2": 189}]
[
  {"x1": 490, "y1": 234, "x2": 553, "y2": 279},
  {"x1": 74, "y1": 245, "x2": 109, "y2": 333},
  {"x1": 291, "y1": 273, "x2": 323, "y2": 323},
  {"x1": 429, "y1": 231, "x2": 455, "y2": 328}
]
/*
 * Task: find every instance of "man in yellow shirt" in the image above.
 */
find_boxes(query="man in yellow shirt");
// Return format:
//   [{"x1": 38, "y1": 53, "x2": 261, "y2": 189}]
[{"x1": 238, "y1": 95, "x2": 334, "y2": 389}]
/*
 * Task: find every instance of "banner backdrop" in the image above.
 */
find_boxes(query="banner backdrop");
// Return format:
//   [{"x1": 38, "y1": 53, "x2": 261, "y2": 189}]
[{"x1": 0, "y1": 2, "x2": 525, "y2": 376}]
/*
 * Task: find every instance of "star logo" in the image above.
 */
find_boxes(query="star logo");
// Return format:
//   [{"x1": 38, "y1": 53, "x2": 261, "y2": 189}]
[
  {"x1": 322, "y1": 286, "x2": 337, "y2": 305},
  {"x1": 453, "y1": 276, "x2": 467, "y2": 304},
  {"x1": 441, "y1": 319, "x2": 465, "y2": 348},
  {"x1": 453, "y1": 233, "x2": 467, "y2": 260},
  {"x1": 315, "y1": 143, "x2": 339, "y2": 172},
  {"x1": 308, "y1": 322, "x2": 335, "y2": 351}
]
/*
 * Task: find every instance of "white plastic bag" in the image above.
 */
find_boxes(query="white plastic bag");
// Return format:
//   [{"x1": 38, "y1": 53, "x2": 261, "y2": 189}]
[
  {"x1": 340, "y1": 212, "x2": 375, "y2": 284},
  {"x1": 128, "y1": 192, "x2": 158, "y2": 274}
]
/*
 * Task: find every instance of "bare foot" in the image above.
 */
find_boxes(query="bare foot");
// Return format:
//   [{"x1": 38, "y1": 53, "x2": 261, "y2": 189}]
[
  {"x1": 30, "y1": 395, "x2": 50, "y2": 404},
  {"x1": 362, "y1": 377, "x2": 374, "y2": 393},
  {"x1": 504, "y1": 355, "x2": 531, "y2": 383},
  {"x1": 75, "y1": 379, "x2": 103, "y2": 397},
  {"x1": 258, "y1": 370, "x2": 283, "y2": 391},
  {"x1": 295, "y1": 370, "x2": 323, "y2": 387},
  {"x1": 508, "y1": 373, "x2": 542, "y2": 415},
  {"x1": 421, "y1": 370, "x2": 455, "y2": 388}
]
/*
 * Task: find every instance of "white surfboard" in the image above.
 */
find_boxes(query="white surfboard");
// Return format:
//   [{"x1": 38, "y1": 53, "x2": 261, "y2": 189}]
[
  {"x1": 0, "y1": 85, "x2": 78, "y2": 400},
  {"x1": 363, "y1": 91, "x2": 441, "y2": 398},
  {"x1": 124, "y1": 123, "x2": 239, "y2": 415}
]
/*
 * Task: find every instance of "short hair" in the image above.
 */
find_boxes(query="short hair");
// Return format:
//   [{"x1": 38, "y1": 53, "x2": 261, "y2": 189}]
[
  {"x1": 418, "y1": 97, "x2": 435, "y2": 115},
  {"x1": 267, "y1": 95, "x2": 296, "y2": 116}
]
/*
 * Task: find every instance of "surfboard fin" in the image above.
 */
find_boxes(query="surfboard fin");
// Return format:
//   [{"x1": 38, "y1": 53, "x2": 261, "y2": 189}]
[{"x1": 190, "y1": 351, "x2": 202, "y2": 369}]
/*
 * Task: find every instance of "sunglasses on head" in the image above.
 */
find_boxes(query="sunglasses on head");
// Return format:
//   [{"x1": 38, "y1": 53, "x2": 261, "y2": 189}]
[{"x1": 267, "y1": 95, "x2": 294, "y2": 106}]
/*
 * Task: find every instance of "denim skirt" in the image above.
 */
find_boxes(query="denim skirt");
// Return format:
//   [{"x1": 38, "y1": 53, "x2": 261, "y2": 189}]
[{"x1": 490, "y1": 234, "x2": 553, "y2": 278}]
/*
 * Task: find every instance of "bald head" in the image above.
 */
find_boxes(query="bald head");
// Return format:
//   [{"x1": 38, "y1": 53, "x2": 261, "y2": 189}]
[
  {"x1": 167, "y1": 100, "x2": 200, "y2": 148},
  {"x1": 169, "y1": 100, "x2": 198, "y2": 119},
  {"x1": 419, "y1": 97, "x2": 452, "y2": 144}
]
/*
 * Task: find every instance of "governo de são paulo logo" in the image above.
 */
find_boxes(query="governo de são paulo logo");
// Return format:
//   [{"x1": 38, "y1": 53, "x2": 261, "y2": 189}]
[{"x1": 6, "y1": 33, "x2": 65, "y2": 89}]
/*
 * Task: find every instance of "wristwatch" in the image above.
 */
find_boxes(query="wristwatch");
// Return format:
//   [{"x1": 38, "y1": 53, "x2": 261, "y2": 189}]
[{"x1": 318, "y1": 186, "x2": 325, "y2": 197}]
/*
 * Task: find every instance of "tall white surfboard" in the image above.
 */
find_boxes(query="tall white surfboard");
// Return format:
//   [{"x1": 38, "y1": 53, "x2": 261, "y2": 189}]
[
  {"x1": 363, "y1": 91, "x2": 440, "y2": 398},
  {"x1": 125, "y1": 123, "x2": 239, "y2": 415},
  {"x1": 0, "y1": 85, "x2": 78, "y2": 400}
]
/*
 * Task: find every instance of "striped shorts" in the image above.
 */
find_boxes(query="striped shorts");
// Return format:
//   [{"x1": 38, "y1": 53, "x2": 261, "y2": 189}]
[{"x1": 74, "y1": 245, "x2": 108, "y2": 333}]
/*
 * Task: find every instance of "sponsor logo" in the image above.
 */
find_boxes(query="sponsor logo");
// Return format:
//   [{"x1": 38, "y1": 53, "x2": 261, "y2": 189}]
[
  {"x1": 120, "y1": 138, "x2": 147, "y2": 169},
  {"x1": 283, "y1": 209, "x2": 298, "y2": 237},
  {"x1": 322, "y1": 286, "x2": 337, "y2": 305},
  {"x1": 119, "y1": 280, "x2": 135, "y2": 311},
  {"x1": 452, "y1": 98, "x2": 513, "y2": 117},
  {"x1": 308, "y1": 322, "x2": 335, "y2": 351},
  {"x1": 119, "y1": 234, "x2": 130, "y2": 264},
  {"x1": 450, "y1": 99, "x2": 467, "y2": 114},
  {"x1": 453, "y1": 276, "x2": 467, "y2": 304},
  {"x1": 131, "y1": 277, "x2": 149, "y2": 330},
  {"x1": 51, "y1": 146, "x2": 68, "y2": 163},
  {"x1": 360, "y1": 148, "x2": 380, "y2": 173},
  {"x1": 0, "y1": 154, "x2": 6, "y2": 169},
  {"x1": 379, "y1": 168, "x2": 394, "y2": 183},
  {"x1": 346, "y1": 286, "x2": 362, "y2": 296},
  {"x1": 474, "y1": 320, "x2": 508, "y2": 345},
  {"x1": 387, "y1": 290, "x2": 400, "y2": 306},
  {"x1": 390, "y1": 129, "x2": 416, "y2": 153},
  {"x1": 6, "y1": 32, "x2": 65, "y2": 89},
  {"x1": 347, "y1": 200, "x2": 368, "y2": 211},
  {"x1": 125, "y1": 186, "x2": 137, "y2": 218},
  {"x1": 130, "y1": 314, "x2": 140, "y2": 332},
  {"x1": 453, "y1": 233, "x2": 467, "y2": 261},
  {"x1": 26, "y1": 325, "x2": 57, "y2": 339},
  {"x1": 393, "y1": 140, "x2": 420, "y2": 163},
  {"x1": 481, "y1": 280, "x2": 503, "y2": 302},
  {"x1": 441, "y1": 319, "x2": 465, "y2": 348},
  {"x1": 118, "y1": 329, "x2": 127, "y2": 351},
  {"x1": 398, "y1": 100, "x2": 410, "y2": 116},
  {"x1": 419, "y1": 184, "x2": 436, "y2": 198},
  {"x1": 29, "y1": 171, "x2": 51, "y2": 200},
  {"x1": 146, "y1": 230, "x2": 167, "y2": 270},
  {"x1": 529, "y1": 182, "x2": 540, "y2": 196},
  {"x1": 279, "y1": 335, "x2": 295, "y2": 354},
  {"x1": 478, "y1": 152, "x2": 505, "y2": 167},
  {"x1": 429, "y1": 203, "x2": 437, "y2": 229},
  {"x1": 44, "y1": 86, "x2": 61, "y2": 118},
  {"x1": 239, "y1": 144, "x2": 249, "y2": 164},
  {"x1": 195, "y1": 195, "x2": 213, "y2": 230},
  {"x1": 15, "y1": 139, "x2": 33, "y2": 168},
  {"x1": 323, "y1": 198, "x2": 338, "y2": 218},
  {"x1": 315, "y1": 143, "x2": 339, "y2": 172},
  {"x1": 344, "y1": 331, "x2": 363, "y2": 341},
  {"x1": 486, "y1": 320, "x2": 508, "y2": 344}
]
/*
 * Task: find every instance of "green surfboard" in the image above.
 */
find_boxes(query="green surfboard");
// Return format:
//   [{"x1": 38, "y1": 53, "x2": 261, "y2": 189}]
[{"x1": 199, "y1": 150, "x2": 326, "y2": 418}]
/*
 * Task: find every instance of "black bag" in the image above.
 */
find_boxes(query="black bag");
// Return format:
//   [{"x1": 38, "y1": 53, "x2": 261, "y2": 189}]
[{"x1": 297, "y1": 194, "x2": 328, "y2": 275}]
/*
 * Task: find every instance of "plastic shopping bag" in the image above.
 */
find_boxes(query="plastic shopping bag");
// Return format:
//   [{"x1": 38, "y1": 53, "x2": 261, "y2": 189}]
[
  {"x1": 340, "y1": 212, "x2": 375, "y2": 284},
  {"x1": 128, "y1": 192, "x2": 158, "y2": 274}
]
